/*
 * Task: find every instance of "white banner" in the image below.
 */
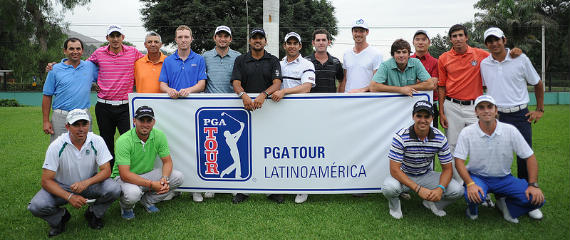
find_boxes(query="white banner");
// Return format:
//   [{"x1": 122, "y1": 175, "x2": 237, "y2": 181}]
[{"x1": 128, "y1": 92, "x2": 432, "y2": 194}]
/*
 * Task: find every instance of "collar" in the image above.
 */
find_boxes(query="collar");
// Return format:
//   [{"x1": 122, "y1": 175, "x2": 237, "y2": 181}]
[
  {"x1": 490, "y1": 48, "x2": 512, "y2": 63},
  {"x1": 282, "y1": 54, "x2": 303, "y2": 64},
  {"x1": 144, "y1": 52, "x2": 166, "y2": 63},
  {"x1": 476, "y1": 120, "x2": 503, "y2": 138},
  {"x1": 411, "y1": 52, "x2": 432, "y2": 60},
  {"x1": 212, "y1": 47, "x2": 238, "y2": 58},
  {"x1": 63, "y1": 132, "x2": 93, "y2": 150},
  {"x1": 245, "y1": 50, "x2": 272, "y2": 62},
  {"x1": 60, "y1": 59, "x2": 85, "y2": 69},
  {"x1": 309, "y1": 52, "x2": 334, "y2": 64},
  {"x1": 174, "y1": 50, "x2": 195, "y2": 61},
  {"x1": 408, "y1": 124, "x2": 436, "y2": 140},
  {"x1": 450, "y1": 45, "x2": 474, "y2": 56}
]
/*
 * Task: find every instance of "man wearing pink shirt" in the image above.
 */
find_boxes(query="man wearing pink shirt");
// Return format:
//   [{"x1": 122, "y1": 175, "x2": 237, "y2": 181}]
[{"x1": 88, "y1": 25, "x2": 144, "y2": 167}]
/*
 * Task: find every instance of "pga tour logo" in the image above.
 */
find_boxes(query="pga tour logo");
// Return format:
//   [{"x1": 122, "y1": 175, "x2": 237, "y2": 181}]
[{"x1": 195, "y1": 108, "x2": 251, "y2": 181}]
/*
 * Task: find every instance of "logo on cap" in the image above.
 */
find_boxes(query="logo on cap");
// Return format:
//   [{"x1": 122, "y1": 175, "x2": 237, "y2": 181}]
[
  {"x1": 195, "y1": 108, "x2": 252, "y2": 181},
  {"x1": 356, "y1": 19, "x2": 364, "y2": 24}
]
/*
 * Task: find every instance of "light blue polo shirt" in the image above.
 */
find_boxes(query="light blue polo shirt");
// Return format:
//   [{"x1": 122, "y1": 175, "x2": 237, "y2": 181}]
[
  {"x1": 372, "y1": 58, "x2": 430, "y2": 87},
  {"x1": 43, "y1": 59, "x2": 98, "y2": 111},
  {"x1": 159, "y1": 50, "x2": 207, "y2": 91},
  {"x1": 202, "y1": 48, "x2": 241, "y2": 93}
]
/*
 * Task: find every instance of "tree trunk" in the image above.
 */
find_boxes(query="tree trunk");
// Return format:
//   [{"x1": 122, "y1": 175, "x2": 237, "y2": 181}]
[{"x1": 25, "y1": 1, "x2": 48, "y2": 52}]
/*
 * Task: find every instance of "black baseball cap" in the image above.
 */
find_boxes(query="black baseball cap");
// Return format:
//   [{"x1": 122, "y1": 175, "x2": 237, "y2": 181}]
[
  {"x1": 250, "y1": 28, "x2": 266, "y2": 39},
  {"x1": 135, "y1": 106, "x2": 155, "y2": 119},
  {"x1": 413, "y1": 100, "x2": 434, "y2": 115}
]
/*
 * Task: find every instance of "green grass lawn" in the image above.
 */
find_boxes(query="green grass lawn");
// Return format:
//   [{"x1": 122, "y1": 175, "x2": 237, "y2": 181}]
[{"x1": 1, "y1": 105, "x2": 568, "y2": 239}]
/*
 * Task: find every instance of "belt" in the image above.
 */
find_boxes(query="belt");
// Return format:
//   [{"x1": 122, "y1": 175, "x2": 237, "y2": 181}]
[
  {"x1": 53, "y1": 108, "x2": 88, "y2": 114},
  {"x1": 445, "y1": 96, "x2": 474, "y2": 105},
  {"x1": 498, "y1": 104, "x2": 527, "y2": 113},
  {"x1": 97, "y1": 98, "x2": 128, "y2": 106}
]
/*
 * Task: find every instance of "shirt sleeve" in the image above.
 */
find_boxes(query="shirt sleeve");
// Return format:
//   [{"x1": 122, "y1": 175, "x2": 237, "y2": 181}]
[
  {"x1": 415, "y1": 60, "x2": 431, "y2": 82},
  {"x1": 271, "y1": 57, "x2": 283, "y2": 81},
  {"x1": 43, "y1": 70, "x2": 56, "y2": 96},
  {"x1": 42, "y1": 143, "x2": 60, "y2": 172},
  {"x1": 453, "y1": 128, "x2": 469, "y2": 160},
  {"x1": 231, "y1": 56, "x2": 243, "y2": 82},
  {"x1": 87, "y1": 51, "x2": 98, "y2": 64},
  {"x1": 431, "y1": 60, "x2": 439, "y2": 78},
  {"x1": 521, "y1": 54, "x2": 540, "y2": 85},
  {"x1": 437, "y1": 57, "x2": 447, "y2": 87},
  {"x1": 388, "y1": 132, "x2": 405, "y2": 163},
  {"x1": 156, "y1": 131, "x2": 171, "y2": 158},
  {"x1": 135, "y1": 49, "x2": 144, "y2": 60},
  {"x1": 372, "y1": 62, "x2": 388, "y2": 84},
  {"x1": 94, "y1": 136, "x2": 113, "y2": 166},
  {"x1": 301, "y1": 61, "x2": 316, "y2": 87},
  {"x1": 87, "y1": 61, "x2": 99, "y2": 83},
  {"x1": 510, "y1": 126, "x2": 534, "y2": 159},
  {"x1": 198, "y1": 57, "x2": 207, "y2": 80},
  {"x1": 335, "y1": 59, "x2": 344, "y2": 82},
  {"x1": 158, "y1": 59, "x2": 169, "y2": 84},
  {"x1": 437, "y1": 137, "x2": 452, "y2": 165},
  {"x1": 114, "y1": 136, "x2": 132, "y2": 166},
  {"x1": 373, "y1": 53, "x2": 383, "y2": 71}
]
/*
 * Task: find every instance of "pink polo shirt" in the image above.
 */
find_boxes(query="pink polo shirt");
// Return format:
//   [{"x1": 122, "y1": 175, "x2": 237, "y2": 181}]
[{"x1": 87, "y1": 45, "x2": 144, "y2": 100}]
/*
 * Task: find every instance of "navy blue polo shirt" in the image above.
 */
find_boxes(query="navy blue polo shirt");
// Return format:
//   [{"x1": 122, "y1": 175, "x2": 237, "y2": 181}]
[
  {"x1": 231, "y1": 50, "x2": 282, "y2": 93},
  {"x1": 159, "y1": 50, "x2": 207, "y2": 91}
]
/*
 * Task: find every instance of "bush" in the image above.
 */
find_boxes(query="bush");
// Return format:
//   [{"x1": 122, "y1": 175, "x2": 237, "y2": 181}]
[{"x1": 0, "y1": 99, "x2": 20, "y2": 107}]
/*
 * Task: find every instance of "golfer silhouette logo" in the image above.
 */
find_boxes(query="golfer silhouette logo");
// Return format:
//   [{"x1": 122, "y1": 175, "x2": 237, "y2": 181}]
[{"x1": 196, "y1": 108, "x2": 251, "y2": 181}]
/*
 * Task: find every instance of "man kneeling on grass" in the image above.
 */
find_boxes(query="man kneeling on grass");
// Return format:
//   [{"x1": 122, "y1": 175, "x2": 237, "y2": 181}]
[
  {"x1": 28, "y1": 109, "x2": 120, "y2": 237},
  {"x1": 382, "y1": 100, "x2": 463, "y2": 219},
  {"x1": 112, "y1": 106, "x2": 184, "y2": 220},
  {"x1": 455, "y1": 95, "x2": 545, "y2": 223}
]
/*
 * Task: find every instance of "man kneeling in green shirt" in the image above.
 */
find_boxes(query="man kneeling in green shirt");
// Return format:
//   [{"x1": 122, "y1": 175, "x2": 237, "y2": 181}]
[
  {"x1": 370, "y1": 39, "x2": 436, "y2": 96},
  {"x1": 112, "y1": 106, "x2": 184, "y2": 220}
]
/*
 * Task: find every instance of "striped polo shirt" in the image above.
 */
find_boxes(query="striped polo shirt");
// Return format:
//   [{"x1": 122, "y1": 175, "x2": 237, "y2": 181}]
[
  {"x1": 87, "y1": 45, "x2": 144, "y2": 100},
  {"x1": 389, "y1": 125, "x2": 451, "y2": 175}
]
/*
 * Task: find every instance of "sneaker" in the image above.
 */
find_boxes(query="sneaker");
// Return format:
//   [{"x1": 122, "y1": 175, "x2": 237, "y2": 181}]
[
  {"x1": 482, "y1": 197, "x2": 495, "y2": 208},
  {"x1": 422, "y1": 200, "x2": 446, "y2": 217},
  {"x1": 465, "y1": 208, "x2": 478, "y2": 220},
  {"x1": 267, "y1": 194, "x2": 284, "y2": 204},
  {"x1": 496, "y1": 197, "x2": 519, "y2": 223},
  {"x1": 204, "y1": 192, "x2": 215, "y2": 198},
  {"x1": 84, "y1": 207, "x2": 104, "y2": 229},
  {"x1": 192, "y1": 192, "x2": 204, "y2": 202},
  {"x1": 144, "y1": 204, "x2": 160, "y2": 213},
  {"x1": 163, "y1": 191, "x2": 181, "y2": 201},
  {"x1": 400, "y1": 192, "x2": 411, "y2": 200},
  {"x1": 295, "y1": 194, "x2": 308, "y2": 203},
  {"x1": 232, "y1": 193, "x2": 249, "y2": 204},
  {"x1": 120, "y1": 208, "x2": 135, "y2": 220},
  {"x1": 48, "y1": 208, "x2": 71, "y2": 237},
  {"x1": 528, "y1": 209, "x2": 543, "y2": 220}
]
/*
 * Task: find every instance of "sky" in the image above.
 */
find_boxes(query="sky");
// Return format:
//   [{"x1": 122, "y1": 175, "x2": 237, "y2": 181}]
[{"x1": 63, "y1": 0, "x2": 480, "y2": 59}]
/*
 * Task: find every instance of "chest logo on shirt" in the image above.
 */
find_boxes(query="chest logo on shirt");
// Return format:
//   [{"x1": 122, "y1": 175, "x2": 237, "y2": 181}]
[
  {"x1": 86, "y1": 149, "x2": 90, "y2": 155},
  {"x1": 471, "y1": 60, "x2": 478, "y2": 66},
  {"x1": 195, "y1": 108, "x2": 252, "y2": 181},
  {"x1": 191, "y1": 64, "x2": 197, "y2": 67}
]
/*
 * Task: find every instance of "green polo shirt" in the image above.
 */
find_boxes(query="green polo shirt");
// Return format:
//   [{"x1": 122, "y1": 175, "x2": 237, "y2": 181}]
[
  {"x1": 111, "y1": 128, "x2": 170, "y2": 178},
  {"x1": 372, "y1": 58, "x2": 430, "y2": 86}
]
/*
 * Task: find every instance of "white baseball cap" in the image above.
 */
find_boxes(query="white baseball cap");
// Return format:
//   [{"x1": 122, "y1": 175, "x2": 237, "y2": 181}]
[
  {"x1": 215, "y1": 26, "x2": 232, "y2": 36},
  {"x1": 484, "y1": 27, "x2": 504, "y2": 41},
  {"x1": 107, "y1": 25, "x2": 124, "y2": 36},
  {"x1": 474, "y1": 95, "x2": 496, "y2": 107},
  {"x1": 66, "y1": 109, "x2": 90, "y2": 124},
  {"x1": 352, "y1": 19, "x2": 369, "y2": 30},
  {"x1": 284, "y1": 32, "x2": 301, "y2": 42}
]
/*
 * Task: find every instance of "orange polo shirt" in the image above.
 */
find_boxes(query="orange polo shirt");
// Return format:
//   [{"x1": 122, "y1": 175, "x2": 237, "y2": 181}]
[
  {"x1": 437, "y1": 46, "x2": 489, "y2": 100},
  {"x1": 134, "y1": 53, "x2": 167, "y2": 93}
]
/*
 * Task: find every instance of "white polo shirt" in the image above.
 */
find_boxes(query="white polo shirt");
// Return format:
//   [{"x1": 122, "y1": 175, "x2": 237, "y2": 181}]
[
  {"x1": 481, "y1": 49, "x2": 540, "y2": 108},
  {"x1": 43, "y1": 132, "x2": 112, "y2": 185},
  {"x1": 342, "y1": 46, "x2": 382, "y2": 92},
  {"x1": 454, "y1": 120, "x2": 534, "y2": 177},
  {"x1": 280, "y1": 54, "x2": 316, "y2": 89}
]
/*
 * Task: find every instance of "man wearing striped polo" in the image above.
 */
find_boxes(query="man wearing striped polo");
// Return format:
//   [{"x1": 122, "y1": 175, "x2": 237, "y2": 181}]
[
  {"x1": 42, "y1": 38, "x2": 98, "y2": 142},
  {"x1": 87, "y1": 25, "x2": 144, "y2": 167},
  {"x1": 382, "y1": 100, "x2": 463, "y2": 219}
]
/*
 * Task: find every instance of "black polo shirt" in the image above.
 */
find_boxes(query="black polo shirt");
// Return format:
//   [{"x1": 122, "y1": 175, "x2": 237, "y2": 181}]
[
  {"x1": 305, "y1": 52, "x2": 344, "y2": 93},
  {"x1": 231, "y1": 50, "x2": 282, "y2": 93}
]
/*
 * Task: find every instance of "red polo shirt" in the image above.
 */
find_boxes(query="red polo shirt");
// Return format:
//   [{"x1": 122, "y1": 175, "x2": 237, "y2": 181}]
[{"x1": 411, "y1": 52, "x2": 438, "y2": 101}]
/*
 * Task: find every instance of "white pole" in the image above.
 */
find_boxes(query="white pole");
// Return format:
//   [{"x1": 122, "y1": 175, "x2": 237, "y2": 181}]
[
  {"x1": 263, "y1": 0, "x2": 279, "y2": 56},
  {"x1": 541, "y1": 24, "x2": 546, "y2": 90}
]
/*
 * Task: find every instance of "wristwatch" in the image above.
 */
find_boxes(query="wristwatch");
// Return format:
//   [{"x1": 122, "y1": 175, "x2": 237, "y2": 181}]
[
  {"x1": 528, "y1": 182, "x2": 539, "y2": 188},
  {"x1": 238, "y1": 91, "x2": 246, "y2": 97},
  {"x1": 162, "y1": 176, "x2": 170, "y2": 182},
  {"x1": 263, "y1": 91, "x2": 270, "y2": 97}
]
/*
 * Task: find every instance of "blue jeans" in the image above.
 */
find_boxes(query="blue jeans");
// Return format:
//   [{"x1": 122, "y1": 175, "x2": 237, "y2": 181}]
[
  {"x1": 465, "y1": 173, "x2": 544, "y2": 218},
  {"x1": 499, "y1": 107, "x2": 532, "y2": 180}
]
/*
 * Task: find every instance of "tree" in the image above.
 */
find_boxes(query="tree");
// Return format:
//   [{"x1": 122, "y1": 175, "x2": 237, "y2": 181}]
[
  {"x1": 428, "y1": 21, "x2": 484, "y2": 58},
  {"x1": 140, "y1": 0, "x2": 338, "y2": 58}
]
